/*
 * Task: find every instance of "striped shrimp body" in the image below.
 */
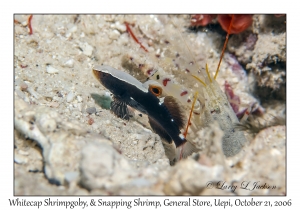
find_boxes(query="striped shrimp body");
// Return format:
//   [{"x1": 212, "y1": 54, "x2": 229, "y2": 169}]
[{"x1": 191, "y1": 66, "x2": 247, "y2": 157}]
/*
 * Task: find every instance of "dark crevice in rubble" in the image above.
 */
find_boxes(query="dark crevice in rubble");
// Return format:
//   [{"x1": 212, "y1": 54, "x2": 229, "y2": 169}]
[
  {"x1": 253, "y1": 83, "x2": 286, "y2": 103},
  {"x1": 188, "y1": 23, "x2": 227, "y2": 37}
]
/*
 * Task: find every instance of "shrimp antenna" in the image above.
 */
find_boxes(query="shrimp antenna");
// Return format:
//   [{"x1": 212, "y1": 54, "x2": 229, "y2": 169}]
[
  {"x1": 192, "y1": 75, "x2": 207, "y2": 87},
  {"x1": 206, "y1": 63, "x2": 212, "y2": 83},
  {"x1": 183, "y1": 91, "x2": 199, "y2": 138},
  {"x1": 214, "y1": 15, "x2": 234, "y2": 80}
]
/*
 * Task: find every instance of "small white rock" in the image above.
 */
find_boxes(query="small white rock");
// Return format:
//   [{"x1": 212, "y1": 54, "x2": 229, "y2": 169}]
[
  {"x1": 66, "y1": 25, "x2": 77, "y2": 38},
  {"x1": 46, "y1": 65, "x2": 59, "y2": 74},
  {"x1": 14, "y1": 154, "x2": 28, "y2": 164},
  {"x1": 77, "y1": 95, "x2": 83, "y2": 102},
  {"x1": 118, "y1": 34, "x2": 129, "y2": 45},
  {"x1": 115, "y1": 22, "x2": 126, "y2": 32},
  {"x1": 68, "y1": 25, "x2": 77, "y2": 33},
  {"x1": 27, "y1": 87, "x2": 41, "y2": 99},
  {"x1": 64, "y1": 59, "x2": 74, "y2": 68},
  {"x1": 37, "y1": 115, "x2": 57, "y2": 133},
  {"x1": 109, "y1": 30, "x2": 120, "y2": 40},
  {"x1": 80, "y1": 42, "x2": 93, "y2": 57},
  {"x1": 105, "y1": 92, "x2": 111, "y2": 97},
  {"x1": 50, "y1": 101, "x2": 60, "y2": 108},
  {"x1": 67, "y1": 91, "x2": 75, "y2": 102},
  {"x1": 232, "y1": 77, "x2": 239, "y2": 83}
]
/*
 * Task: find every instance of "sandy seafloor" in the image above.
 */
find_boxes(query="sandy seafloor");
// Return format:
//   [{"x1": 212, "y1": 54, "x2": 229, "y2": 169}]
[{"x1": 14, "y1": 14, "x2": 286, "y2": 195}]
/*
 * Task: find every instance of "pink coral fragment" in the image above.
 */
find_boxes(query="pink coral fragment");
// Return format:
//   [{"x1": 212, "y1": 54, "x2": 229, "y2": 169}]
[{"x1": 224, "y1": 81, "x2": 240, "y2": 114}]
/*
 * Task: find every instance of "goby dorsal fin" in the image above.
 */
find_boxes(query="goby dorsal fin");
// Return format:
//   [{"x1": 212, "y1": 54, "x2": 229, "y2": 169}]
[{"x1": 163, "y1": 96, "x2": 186, "y2": 129}]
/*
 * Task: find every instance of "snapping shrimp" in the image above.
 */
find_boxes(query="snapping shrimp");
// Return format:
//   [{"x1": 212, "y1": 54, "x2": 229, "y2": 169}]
[{"x1": 188, "y1": 15, "x2": 247, "y2": 157}]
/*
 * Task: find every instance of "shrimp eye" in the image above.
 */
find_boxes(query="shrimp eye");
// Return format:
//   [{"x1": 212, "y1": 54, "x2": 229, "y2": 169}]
[{"x1": 149, "y1": 85, "x2": 162, "y2": 97}]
